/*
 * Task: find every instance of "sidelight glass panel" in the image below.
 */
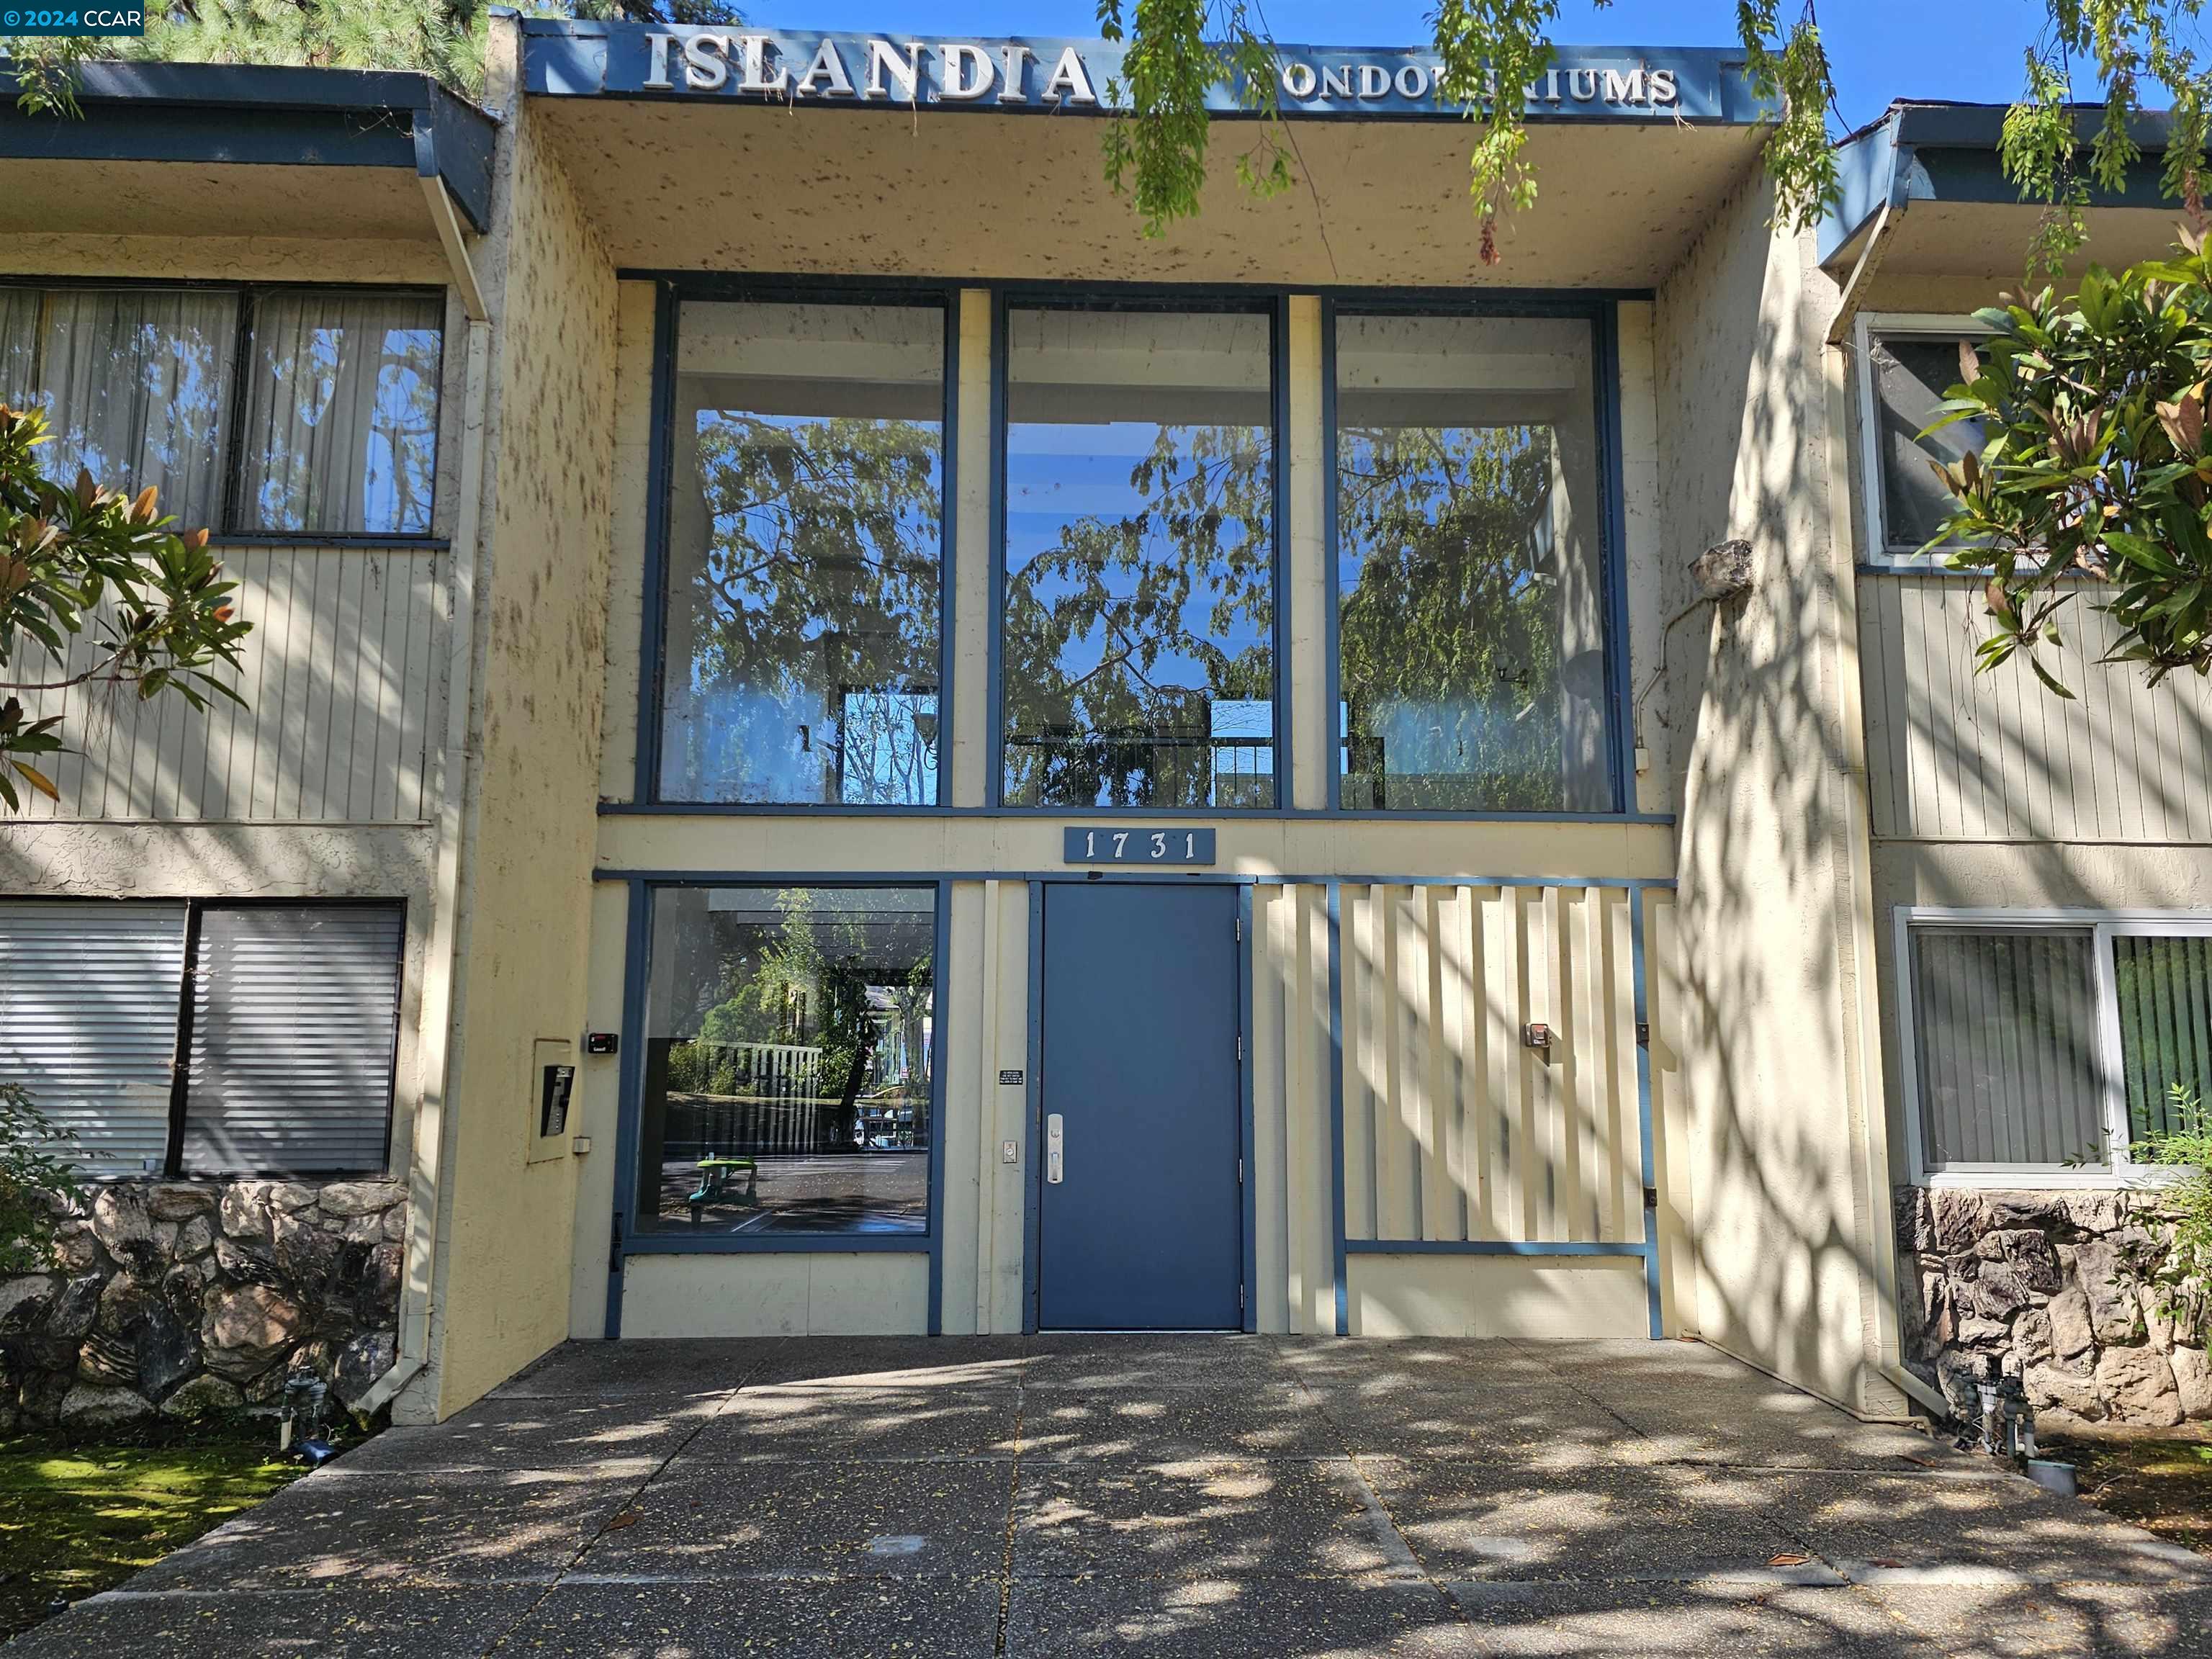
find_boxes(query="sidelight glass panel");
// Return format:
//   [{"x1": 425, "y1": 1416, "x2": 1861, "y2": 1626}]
[
  {"x1": 1001, "y1": 306, "x2": 1275, "y2": 807},
  {"x1": 1910, "y1": 927, "x2": 2105, "y2": 1170},
  {"x1": 1334, "y1": 314, "x2": 1611, "y2": 812},
  {"x1": 637, "y1": 886, "x2": 936, "y2": 1236},
  {"x1": 2112, "y1": 932, "x2": 2212, "y2": 1141},
  {"x1": 659, "y1": 300, "x2": 944, "y2": 805}
]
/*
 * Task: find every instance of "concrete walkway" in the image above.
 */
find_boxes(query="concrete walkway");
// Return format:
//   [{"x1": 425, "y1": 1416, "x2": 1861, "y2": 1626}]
[{"x1": 8, "y1": 1336, "x2": 2210, "y2": 1656}]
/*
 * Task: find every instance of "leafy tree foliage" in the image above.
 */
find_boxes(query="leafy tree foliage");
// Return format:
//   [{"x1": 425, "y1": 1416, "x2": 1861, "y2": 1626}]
[
  {"x1": 1337, "y1": 423, "x2": 1565, "y2": 808},
  {"x1": 7, "y1": 1, "x2": 742, "y2": 104},
  {"x1": 1927, "y1": 233, "x2": 2212, "y2": 694},
  {"x1": 1099, "y1": 1, "x2": 2211, "y2": 267},
  {"x1": 0, "y1": 404, "x2": 249, "y2": 811},
  {"x1": 667, "y1": 889, "x2": 932, "y2": 1151},
  {"x1": 1002, "y1": 422, "x2": 1274, "y2": 806},
  {"x1": 0, "y1": 1082, "x2": 81, "y2": 1274},
  {"x1": 670, "y1": 410, "x2": 941, "y2": 804}
]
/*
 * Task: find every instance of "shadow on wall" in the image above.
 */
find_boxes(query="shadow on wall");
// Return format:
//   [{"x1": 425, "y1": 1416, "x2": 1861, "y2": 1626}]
[{"x1": 1652, "y1": 173, "x2": 1895, "y2": 1407}]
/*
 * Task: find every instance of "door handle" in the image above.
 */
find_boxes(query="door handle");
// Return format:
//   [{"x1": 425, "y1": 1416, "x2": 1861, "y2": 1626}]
[{"x1": 1046, "y1": 1113, "x2": 1064, "y2": 1184}]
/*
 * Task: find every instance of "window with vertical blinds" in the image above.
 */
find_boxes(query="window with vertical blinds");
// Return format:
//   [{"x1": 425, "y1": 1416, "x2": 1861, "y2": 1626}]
[
  {"x1": 0, "y1": 899, "x2": 401, "y2": 1179},
  {"x1": 1908, "y1": 927, "x2": 2106, "y2": 1171},
  {"x1": 2111, "y1": 933, "x2": 2212, "y2": 1140},
  {"x1": 0, "y1": 902, "x2": 188, "y2": 1177},
  {"x1": 181, "y1": 905, "x2": 403, "y2": 1175}
]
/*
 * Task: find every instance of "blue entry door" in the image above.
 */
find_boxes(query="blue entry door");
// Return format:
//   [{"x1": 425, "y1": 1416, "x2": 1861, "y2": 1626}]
[{"x1": 1037, "y1": 882, "x2": 1243, "y2": 1330}]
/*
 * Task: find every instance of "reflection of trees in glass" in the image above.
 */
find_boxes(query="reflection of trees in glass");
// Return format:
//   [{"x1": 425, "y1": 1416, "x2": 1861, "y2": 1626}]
[
  {"x1": 248, "y1": 315, "x2": 441, "y2": 534},
  {"x1": 1002, "y1": 421, "x2": 1273, "y2": 806},
  {"x1": 0, "y1": 289, "x2": 239, "y2": 530},
  {"x1": 1336, "y1": 423, "x2": 1565, "y2": 810},
  {"x1": 665, "y1": 889, "x2": 933, "y2": 1154},
  {"x1": 670, "y1": 411, "x2": 941, "y2": 804}
]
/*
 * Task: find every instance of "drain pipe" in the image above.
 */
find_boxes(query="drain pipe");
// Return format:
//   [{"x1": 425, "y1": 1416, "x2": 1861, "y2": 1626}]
[{"x1": 1880, "y1": 1360, "x2": 1956, "y2": 1424}]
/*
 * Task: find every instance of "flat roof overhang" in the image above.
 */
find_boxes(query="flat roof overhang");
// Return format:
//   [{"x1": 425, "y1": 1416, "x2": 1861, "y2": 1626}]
[
  {"x1": 523, "y1": 20, "x2": 1771, "y2": 288},
  {"x1": 1821, "y1": 102, "x2": 2192, "y2": 279},
  {"x1": 529, "y1": 99, "x2": 1769, "y2": 287},
  {"x1": 0, "y1": 61, "x2": 496, "y2": 241}
]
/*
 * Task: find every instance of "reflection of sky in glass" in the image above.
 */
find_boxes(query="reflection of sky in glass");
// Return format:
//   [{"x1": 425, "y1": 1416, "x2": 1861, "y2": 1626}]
[
  {"x1": 1002, "y1": 412, "x2": 1274, "y2": 806},
  {"x1": 667, "y1": 395, "x2": 943, "y2": 806},
  {"x1": 0, "y1": 292, "x2": 238, "y2": 529},
  {"x1": 253, "y1": 324, "x2": 439, "y2": 534},
  {"x1": 1007, "y1": 421, "x2": 1267, "y2": 687}
]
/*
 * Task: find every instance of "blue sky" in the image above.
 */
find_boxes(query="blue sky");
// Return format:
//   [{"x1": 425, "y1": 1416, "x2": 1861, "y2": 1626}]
[{"x1": 745, "y1": 1, "x2": 2153, "y2": 137}]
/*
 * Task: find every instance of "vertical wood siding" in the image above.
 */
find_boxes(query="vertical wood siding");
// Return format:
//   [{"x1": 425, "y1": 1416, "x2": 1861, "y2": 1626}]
[
  {"x1": 1861, "y1": 575, "x2": 2212, "y2": 841},
  {"x1": 13, "y1": 544, "x2": 445, "y2": 824},
  {"x1": 1249, "y1": 881, "x2": 1656, "y2": 1334}
]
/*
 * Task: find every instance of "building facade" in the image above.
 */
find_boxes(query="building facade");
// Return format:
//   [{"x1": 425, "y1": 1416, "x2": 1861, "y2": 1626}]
[{"x1": 0, "y1": 19, "x2": 2203, "y2": 1430}]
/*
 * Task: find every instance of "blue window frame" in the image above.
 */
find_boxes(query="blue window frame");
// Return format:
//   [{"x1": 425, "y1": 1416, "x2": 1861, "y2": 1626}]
[
  {"x1": 611, "y1": 876, "x2": 950, "y2": 1266},
  {"x1": 637, "y1": 281, "x2": 959, "y2": 811},
  {"x1": 1323, "y1": 295, "x2": 1630, "y2": 817}
]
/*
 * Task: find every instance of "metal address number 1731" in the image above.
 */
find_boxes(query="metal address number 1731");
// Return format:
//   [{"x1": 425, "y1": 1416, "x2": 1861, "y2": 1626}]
[{"x1": 1062, "y1": 827, "x2": 1217, "y2": 866}]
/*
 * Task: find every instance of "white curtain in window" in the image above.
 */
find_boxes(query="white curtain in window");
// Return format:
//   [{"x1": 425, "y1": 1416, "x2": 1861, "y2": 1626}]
[
  {"x1": 238, "y1": 292, "x2": 442, "y2": 535},
  {"x1": 0, "y1": 287, "x2": 238, "y2": 531}
]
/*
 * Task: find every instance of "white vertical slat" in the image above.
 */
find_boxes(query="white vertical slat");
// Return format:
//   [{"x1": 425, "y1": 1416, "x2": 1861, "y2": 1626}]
[
  {"x1": 1483, "y1": 886, "x2": 1521, "y2": 1242},
  {"x1": 1373, "y1": 885, "x2": 1417, "y2": 1241},
  {"x1": 1436, "y1": 886, "x2": 1475, "y2": 1244},
  {"x1": 1607, "y1": 888, "x2": 1643, "y2": 1232},
  {"x1": 395, "y1": 547, "x2": 442, "y2": 822},
  {"x1": 11, "y1": 544, "x2": 441, "y2": 824},
  {"x1": 1341, "y1": 885, "x2": 1376, "y2": 1242}
]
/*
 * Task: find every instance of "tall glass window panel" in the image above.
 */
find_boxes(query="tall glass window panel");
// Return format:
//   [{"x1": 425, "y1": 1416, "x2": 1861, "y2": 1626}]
[
  {"x1": 2112, "y1": 932, "x2": 2212, "y2": 1142},
  {"x1": 1334, "y1": 315, "x2": 1611, "y2": 813},
  {"x1": 1910, "y1": 927, "x2": 2105, "y2": 1171},
  {"x1": 638, "y1": 886, "x2": 936, "y2": 1236},
  {"x1": 660, "y1": 300, "x2": 944, "y2": 806},
  {"x1": 1002, "y1": 307, "x2": 1275, "y2": 808},
  {"x1": 238, "y1": 291, "x2": 443, "y2": 536},
  {"x1": 1870, "y1": 331, "x2": 1985, "y2": 557},
  {"x1": 0, "y1": 287, "x2": 238, "y2": 531}
]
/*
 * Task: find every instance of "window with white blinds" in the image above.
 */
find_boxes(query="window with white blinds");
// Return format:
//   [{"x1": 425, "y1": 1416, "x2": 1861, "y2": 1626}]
[
  {"x1": 1902, "y1": 912, "x2": 2212, "y2": 1184},
  {"x1": 181, "y1": 905, "x2": 403, "y2": 1175},
  {"x1": 0, "y1": 901, "x2": 188, "y2": 1177},
  {"x1": 0, "y1": 899, "x2": 400, "y2": 1179}
]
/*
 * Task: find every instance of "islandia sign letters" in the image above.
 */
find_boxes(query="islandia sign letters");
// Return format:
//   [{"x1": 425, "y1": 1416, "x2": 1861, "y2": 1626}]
[{"x1": 522, "y1": 22, "x2": 1765, "y2": 123}]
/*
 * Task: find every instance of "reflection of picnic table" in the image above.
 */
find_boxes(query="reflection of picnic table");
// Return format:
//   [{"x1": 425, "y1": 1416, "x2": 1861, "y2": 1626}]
[{"x1": 688, "y1": 1156, "x2": 758, "y2": 1223}]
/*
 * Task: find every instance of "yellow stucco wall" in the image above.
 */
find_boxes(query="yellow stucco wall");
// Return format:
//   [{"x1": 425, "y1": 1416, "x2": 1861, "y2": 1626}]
[
  {"x1": 1652, "y1": 178, "x2": 1899, "y2": 1412},
  {"x1": 421, "y1": 30, "x2": 621, "y2": 1417}
]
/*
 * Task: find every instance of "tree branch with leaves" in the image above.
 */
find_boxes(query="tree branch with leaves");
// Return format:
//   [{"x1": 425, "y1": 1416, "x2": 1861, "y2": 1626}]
[{"x1": 0, "y1": 404, "x2": 250, "y2": 811}]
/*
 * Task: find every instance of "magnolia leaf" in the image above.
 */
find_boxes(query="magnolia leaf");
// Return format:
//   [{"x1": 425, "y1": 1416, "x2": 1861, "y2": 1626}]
[
  {"x1": 2028, "y1": 652, "x2": 2079, "y2": 699},
  {"x1": 10, "y1": 760, "x2": 57, "y2": 800}
]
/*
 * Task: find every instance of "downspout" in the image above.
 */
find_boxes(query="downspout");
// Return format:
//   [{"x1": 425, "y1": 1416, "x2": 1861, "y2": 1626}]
[
  {"x1": 357, "y1": 158, "x2": 494, "y2": 1421},
  {"x1": 1819, "y1": 185, "x2": 1928, "y2": 1421}
]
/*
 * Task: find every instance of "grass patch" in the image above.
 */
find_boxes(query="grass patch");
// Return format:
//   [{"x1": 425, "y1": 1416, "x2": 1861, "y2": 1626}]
[
  {"x1": 0, "y1": 1429, "x2": 305, "y2": 1639},
  {"x1": 2044, "y1": 1425, "x2": 2212, "y2": 1555}
]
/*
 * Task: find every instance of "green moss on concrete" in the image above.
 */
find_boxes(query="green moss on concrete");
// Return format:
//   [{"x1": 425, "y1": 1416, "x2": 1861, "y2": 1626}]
[{"x1": 0, "y1": 1431, "x2": 305, "y2": 1639}]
